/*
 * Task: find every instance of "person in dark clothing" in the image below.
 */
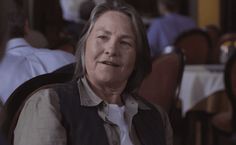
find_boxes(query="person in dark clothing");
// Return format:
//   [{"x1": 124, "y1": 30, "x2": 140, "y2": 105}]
[{"x1": 0, "y1": 0, "x2": 13, "y2": 145}]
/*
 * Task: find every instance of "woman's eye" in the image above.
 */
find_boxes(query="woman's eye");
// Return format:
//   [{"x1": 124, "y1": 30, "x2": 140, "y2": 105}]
[
  {"x1": 120, "y1": 41, "x2": 132, "y2": 47},
  {"x1": 97, "y1": 35, "x2": 108, "y2": 40}
]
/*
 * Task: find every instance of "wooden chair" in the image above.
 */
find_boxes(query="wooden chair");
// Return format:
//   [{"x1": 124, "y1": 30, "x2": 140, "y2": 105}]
[
  {"x1": 174, "y1": 28, "x2": 212, "y2": 64},
  {"x1": 53, "y1": 62, "x2": 75, "y2": 74},
  {"x1": 204, "y1": 25, "x2": 221, "y2": 64},
  {"x1": 138, "y1": 47, "x2": 185, "y2": 145},
  {"x1": 183, "y1": 91, "x2": 227, "y2": 145},
  {"x1": 138, "y1": 46, "x2": 185, "y2": 113},
  {"x1": 204, "y1": 25, "x2": 221, "y2": 48},
  {"x1": 1, "y1": 63, "x2": 75, "y2": 144}
]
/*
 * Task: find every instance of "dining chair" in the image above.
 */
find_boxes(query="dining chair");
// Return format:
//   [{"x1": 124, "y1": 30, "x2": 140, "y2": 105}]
[
  {"x1": 183, "y1": 90, "x2": 228, "y2": 145},
  {"x1": 1, "y1": 63, "x2": 75, "y2": 144},
  {"x1": 204, "y1": 25, "x2": 221, "y2": 64},
  {"x1": 53, "y1": 62, "x2": 75, "y2": 74},
  {"x1": 174, "y1": 28, "x2": 212, "y2": 64},
  {"x1": 138, "y1": 46, "x2": 185, "y2": 145},
  {"x1": 204, "y1": 25, "x2": 221, "y2": 48},
  {"x1": 138, "y1": 46, "x2": 184, "y2": 113}
]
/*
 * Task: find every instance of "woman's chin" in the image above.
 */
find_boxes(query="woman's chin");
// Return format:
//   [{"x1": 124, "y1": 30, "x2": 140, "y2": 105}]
[{"x1": 96, "y1": 76, "x2": 125, "y2": 87}]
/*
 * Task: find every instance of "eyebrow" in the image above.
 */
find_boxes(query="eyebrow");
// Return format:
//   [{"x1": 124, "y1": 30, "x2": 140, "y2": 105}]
[{"x1": 96, "y1": 28, "x2": 111, "y2": 35}]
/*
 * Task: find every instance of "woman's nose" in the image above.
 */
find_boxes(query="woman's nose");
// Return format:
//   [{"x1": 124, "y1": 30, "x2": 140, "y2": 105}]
[{"x1": 104, "y1": 40, "x2": 118, "y2": 56}]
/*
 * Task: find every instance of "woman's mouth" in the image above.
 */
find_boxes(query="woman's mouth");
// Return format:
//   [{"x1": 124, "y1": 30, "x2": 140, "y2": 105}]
[{"x1": 100, "y1": 61, "x2": 120, "y2": 67}]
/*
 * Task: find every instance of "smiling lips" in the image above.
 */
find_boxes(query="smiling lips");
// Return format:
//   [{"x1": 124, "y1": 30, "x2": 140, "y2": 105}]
[{"x1": 100, "y1": 61, "x2": 120, "y2": 67}]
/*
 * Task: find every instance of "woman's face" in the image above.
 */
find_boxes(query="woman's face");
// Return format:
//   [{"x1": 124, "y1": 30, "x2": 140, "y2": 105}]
[{"x1": 85, "y1": 11, "x2": 136, "y2": 87}]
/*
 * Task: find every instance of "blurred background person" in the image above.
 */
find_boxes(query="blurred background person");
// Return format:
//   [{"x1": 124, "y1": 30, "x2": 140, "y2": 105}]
[
  {"x1": 24, "y1": 29, "x2": 49, "y2": 48},
  {"x1": 59, "y1": 0, "x2": 117, "y2": 23},
  {"x1": 0, "y1": 6, "x2": 75, "y2": 103},
  {"x1": 0, "y1": 0, "x2": 15, "y2": 144},
  {"x1": 58, "y1": 0, "x2": 96, "y2": 54},
  {"x1": 147, "y1": 0, "x2": 196, "y2": 57}
]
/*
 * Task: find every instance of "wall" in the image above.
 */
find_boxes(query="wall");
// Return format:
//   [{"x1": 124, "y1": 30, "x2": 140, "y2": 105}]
[{"x1": 197, "y1": 0, "x2": 220, "y2": 27}]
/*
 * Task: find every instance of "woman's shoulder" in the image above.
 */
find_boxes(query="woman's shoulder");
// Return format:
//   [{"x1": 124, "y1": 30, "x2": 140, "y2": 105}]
[
  {"x1": 23, "y1": 81, "x2": 74, "y2": 108},
  {"x1": 25, "y1": 86, "x2": 59, "y2": 109},
  {"x1": 14, "y1": 85, "x2": 67, "y2": 145}
]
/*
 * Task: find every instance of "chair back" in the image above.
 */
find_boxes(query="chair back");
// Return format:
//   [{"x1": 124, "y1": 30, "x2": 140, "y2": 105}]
[
  {"x1": 204, "y1": 25, "x2": 221, "y2": 48},
  {"x1": 1, "y1": 63, "x2": 75, "y2": 144},
  {"x1": 224, "y1": 51, "x2": 236, "y2": 131},
  {"x1": 174, "y1": 28, "x2": 212, "y2": 64},
  {"x1": 138, "y1": 47, "x2": 184, "y2": 113},
  {"x1": 53, "y1": 62, "x2": 75, "y2": 74},
  {"x1": 204, "y1": 25, "x2": 221, "y2": 64}
]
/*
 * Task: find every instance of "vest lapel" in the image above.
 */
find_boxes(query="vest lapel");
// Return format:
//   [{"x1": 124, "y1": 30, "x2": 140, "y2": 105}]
[{"x1": 72, "y1": 106, "x2": 110, "y2": 145}]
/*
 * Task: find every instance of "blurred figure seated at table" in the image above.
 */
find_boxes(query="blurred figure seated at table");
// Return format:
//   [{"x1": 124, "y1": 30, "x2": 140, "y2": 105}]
[
  {"x1": 25, "y1": 29, "x2": 49, "y2": 48},
  {"x1": 0, "y1": 6, "x2": 75, "y2": 103},
  {"x1": 0, "y1": 0, "x2": 17, "y2": 144},
  {"x1": 147, "y1": 0, "x2": 196, "y2": 57},
  {"x1": 58, "y1": 0, "x2": 96, "y2": 54}
]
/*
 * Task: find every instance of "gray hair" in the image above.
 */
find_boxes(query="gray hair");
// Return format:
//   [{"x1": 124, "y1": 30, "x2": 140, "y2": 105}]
[{"x1": 74, "y1": 2, "x2": 151, "y2": 93}]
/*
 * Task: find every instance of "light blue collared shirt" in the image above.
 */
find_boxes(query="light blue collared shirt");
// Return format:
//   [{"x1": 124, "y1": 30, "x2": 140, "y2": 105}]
[
  {"x1": 0, "y1": 38, "x2": 75, "y2": 103},
  {"x1": 147, "y1": 13, "x2": 196, "y2": 57}
]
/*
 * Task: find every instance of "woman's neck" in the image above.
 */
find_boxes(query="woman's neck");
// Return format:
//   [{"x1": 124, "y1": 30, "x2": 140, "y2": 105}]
[{"x1": 85, "y1": 76, "x2": 126, "y2": 105}]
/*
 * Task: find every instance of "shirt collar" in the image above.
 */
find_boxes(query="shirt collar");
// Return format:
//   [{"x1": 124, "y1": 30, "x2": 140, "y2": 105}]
[
  {"x1": 6, "y1": 38, "x2": 30, "y2": 52},
  {"x1": 78, "y1": 77, "x2": 103, "y2": 106}
]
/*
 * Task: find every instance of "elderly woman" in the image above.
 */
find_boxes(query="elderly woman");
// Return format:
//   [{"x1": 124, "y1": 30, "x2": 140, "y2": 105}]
[{"x1": 14, "y1": 2, "x2": 172, "y2": 145}]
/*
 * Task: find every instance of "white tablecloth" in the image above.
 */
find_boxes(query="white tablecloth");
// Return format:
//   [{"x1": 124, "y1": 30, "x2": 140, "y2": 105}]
[{"x1": 179, "y1": 65, "x2": 225, "y2": 115}]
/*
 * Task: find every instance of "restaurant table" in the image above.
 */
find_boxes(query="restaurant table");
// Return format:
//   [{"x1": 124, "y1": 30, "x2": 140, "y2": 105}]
[{"x1": 179, "y1": 65, "x2": 225, "y2": 115}]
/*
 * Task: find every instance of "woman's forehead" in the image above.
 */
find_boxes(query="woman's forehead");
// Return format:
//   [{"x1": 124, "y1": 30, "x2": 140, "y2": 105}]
[
  {"x1": 91, "y1": 11, "x2": 135, "y2": 36},
  {"x1": 95, "y1": 11, "x2": 131, "y2": 25}
]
